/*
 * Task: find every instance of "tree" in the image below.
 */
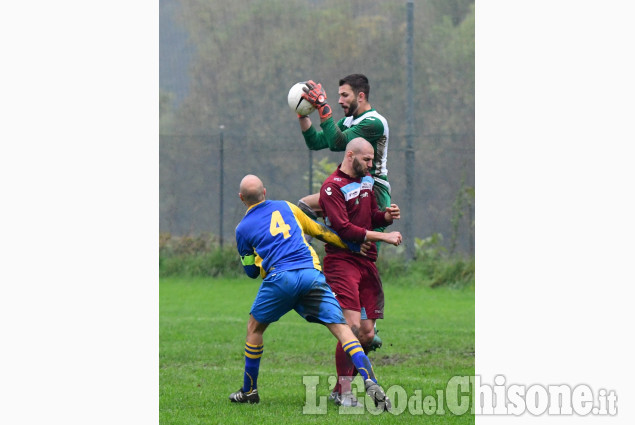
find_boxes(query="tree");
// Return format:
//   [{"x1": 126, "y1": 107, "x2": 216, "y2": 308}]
[{"x1": 160, "y1": 0, "x2": 475, "y2": 253}]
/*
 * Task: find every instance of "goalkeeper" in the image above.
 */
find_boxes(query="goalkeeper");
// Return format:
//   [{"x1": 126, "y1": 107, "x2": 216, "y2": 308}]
[
  {"x1": 296, "y1": 74, "x2": 390, "y2": 353},
  {"x1": 296, "y1": 74, "x2": 391, "y2": 231}
]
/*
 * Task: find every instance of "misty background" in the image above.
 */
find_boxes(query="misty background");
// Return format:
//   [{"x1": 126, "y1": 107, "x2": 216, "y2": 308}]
[{"x1": 160, "y1": 0, "x2": 475, "y2": 256}]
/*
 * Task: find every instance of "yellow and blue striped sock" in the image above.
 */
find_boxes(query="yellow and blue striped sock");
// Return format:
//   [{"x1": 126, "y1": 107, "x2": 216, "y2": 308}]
[
  {"x1": 342, "y1": 339, "x2": 376, "y2": 383},
  {"x1": 243, "y1": 342, "x2": 263, "y2": 393}
]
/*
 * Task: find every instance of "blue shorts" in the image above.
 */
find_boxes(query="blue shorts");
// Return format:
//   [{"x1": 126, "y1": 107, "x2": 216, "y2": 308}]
[{"x1": 250, "y1": 268, "x2": 347, "y2": 325}]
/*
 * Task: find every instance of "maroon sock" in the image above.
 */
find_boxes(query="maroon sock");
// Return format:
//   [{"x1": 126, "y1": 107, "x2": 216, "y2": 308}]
[{"x1": 335, "y1": 342, "x2": 357, "y2": 393}]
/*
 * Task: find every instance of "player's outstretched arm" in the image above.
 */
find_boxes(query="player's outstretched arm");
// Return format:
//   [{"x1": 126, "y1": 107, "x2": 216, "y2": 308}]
[
  {"x1": 288, "y1": 202, "x2": 347, "y2": 248},
  {"x1": 287, "y1": 202, "x2": 364, "y2": 253},
  {"x1": 365, "y1": 230, "x2": 403, "y2": 247}
]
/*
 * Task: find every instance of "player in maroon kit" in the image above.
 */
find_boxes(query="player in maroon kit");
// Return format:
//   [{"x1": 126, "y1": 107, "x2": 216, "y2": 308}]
[{"x1": 318, "y1": 137, "x2": 402, "y2": 406}]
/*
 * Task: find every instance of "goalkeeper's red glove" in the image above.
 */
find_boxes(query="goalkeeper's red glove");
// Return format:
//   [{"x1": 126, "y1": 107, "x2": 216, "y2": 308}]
[{"x1": 302, "y1": 80, "x2": 332, "y2": 120}]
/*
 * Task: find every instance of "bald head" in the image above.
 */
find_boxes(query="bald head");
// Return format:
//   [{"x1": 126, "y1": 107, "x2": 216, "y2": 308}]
[
  {"x1": 239, "y1": 174, "x2": 266, "y2": 206},
  {"x1": 346, "y1": 137, "x2": 374, "y2": 156},
  {"x1": 340, "y1": 137, "x2": 374, "y2": 178}
]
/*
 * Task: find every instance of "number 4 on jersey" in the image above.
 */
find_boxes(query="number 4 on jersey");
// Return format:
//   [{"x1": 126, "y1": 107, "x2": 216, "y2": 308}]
[{"x1": 270, "y1": 210, "x2": 291, "y2": 239}]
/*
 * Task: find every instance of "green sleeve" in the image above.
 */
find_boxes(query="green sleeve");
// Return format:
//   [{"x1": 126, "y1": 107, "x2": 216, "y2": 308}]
[
  {"x1": 320, "y1": 118, "x2": 349, "y2": 151},
  {"x1": 302, "y1": 125, "x2": 327, "y2": 150},
  {"x1": 302, "y1": 117, "x2": 348, "y2": 151}
]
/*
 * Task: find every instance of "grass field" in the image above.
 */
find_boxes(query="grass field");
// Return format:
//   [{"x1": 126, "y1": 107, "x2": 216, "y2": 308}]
[{"x1": 160, "y1": 276, "x2": 474, "y2": 424}]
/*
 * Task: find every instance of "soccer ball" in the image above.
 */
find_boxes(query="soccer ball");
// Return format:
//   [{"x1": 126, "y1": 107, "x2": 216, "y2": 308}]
[{"x1": 287, "y1": 82, "x2": 315, "y2": 116}]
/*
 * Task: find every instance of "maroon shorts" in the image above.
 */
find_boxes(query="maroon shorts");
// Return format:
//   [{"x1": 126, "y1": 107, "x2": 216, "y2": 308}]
[{"x1": 323, "y1": 253, "x2": 384, "y2": 319}]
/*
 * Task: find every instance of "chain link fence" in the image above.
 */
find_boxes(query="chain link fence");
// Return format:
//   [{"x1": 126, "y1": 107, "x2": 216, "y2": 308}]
[{"x1": 160, "y1": 130, "x2": 474, "y2": 256}]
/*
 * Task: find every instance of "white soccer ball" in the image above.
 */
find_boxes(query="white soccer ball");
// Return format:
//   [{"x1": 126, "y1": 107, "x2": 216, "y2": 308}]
[{"x1": 287, "y1": 82, "x2": 315, "y2": 116}]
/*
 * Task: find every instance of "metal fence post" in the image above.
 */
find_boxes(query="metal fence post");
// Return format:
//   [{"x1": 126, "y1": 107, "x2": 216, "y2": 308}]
[
  {"x1": 405, "y1": 0, "x2": 416, "y2": 260},
  {"x1": 219, "y1": 125, "x2": 225, "y2": 247}
]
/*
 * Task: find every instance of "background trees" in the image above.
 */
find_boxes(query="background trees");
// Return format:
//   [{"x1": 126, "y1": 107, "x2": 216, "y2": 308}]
[{"x1": 160, "y1": 0, "x2": 475, "y2": 255}]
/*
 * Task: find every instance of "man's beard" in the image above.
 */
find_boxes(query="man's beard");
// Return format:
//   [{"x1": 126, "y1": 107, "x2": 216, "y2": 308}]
[
  {"x1": 344, "y1": 99, "x2": 359, "y2": 117},
  {"x1": 352, "y1": 157, "x2": 367, "y2": 178}
]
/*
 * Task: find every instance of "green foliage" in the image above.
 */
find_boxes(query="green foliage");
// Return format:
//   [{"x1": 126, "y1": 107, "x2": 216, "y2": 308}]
[
  {"x1": 160, "y1": 0, "x2": 475, "y2": 253},
  {"x1": 375, "y1": 233, "x2": 475, "y2": 289},
  {"x1": 160, "y1": 232, "x2": 474, "y2": 289},
  {"x1": 160, "y1": 233, "x2": 243, "y2": 277},
  {"x1": 167, "y1": 0, "x2": 475, "y2": 143},
  {"x1": 303, "y1": 156, "x2": 338, "y2": 192},
  {"x1": 419, "y1": 1, "x2": 475, "y2": 134},
  {"x1": 449, "y1": 170, "x2": 475, "y2": 255}
]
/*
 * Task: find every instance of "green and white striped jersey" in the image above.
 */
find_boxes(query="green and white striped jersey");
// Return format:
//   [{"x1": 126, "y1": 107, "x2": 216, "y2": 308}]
[{"x1": 302, "y1": 108, "x2": 390, "y2": 179}]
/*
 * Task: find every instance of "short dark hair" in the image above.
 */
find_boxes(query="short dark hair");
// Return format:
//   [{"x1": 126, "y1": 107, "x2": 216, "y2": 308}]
[{"x1": 339, "y1": 74, "x2": 370, "y2": 100}]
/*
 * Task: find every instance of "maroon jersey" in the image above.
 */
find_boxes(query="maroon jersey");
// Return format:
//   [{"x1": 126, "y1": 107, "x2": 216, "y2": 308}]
[{"x1": 319, "y1": 165, "x2": 390, "y2": 261}]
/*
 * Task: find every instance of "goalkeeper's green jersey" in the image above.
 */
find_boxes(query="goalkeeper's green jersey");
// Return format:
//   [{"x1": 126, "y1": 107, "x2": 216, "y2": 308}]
[{"x1": 302, "y1": 109, "x2": 389, "y2": 179}]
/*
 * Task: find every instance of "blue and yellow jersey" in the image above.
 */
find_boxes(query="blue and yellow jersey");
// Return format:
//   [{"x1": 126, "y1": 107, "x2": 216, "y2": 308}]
[{"x1": 235, "y1": 200, "x2": 353, "y2": 279}]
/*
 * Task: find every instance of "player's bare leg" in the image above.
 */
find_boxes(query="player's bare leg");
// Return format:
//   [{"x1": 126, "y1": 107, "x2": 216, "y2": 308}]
[{"x1": 361, "y1": 307, "x2": 382, "y2": 351}]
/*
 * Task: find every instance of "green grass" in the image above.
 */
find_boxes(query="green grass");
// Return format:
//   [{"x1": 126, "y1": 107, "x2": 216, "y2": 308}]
[{"x1": 160, "y1": 276, "x2": 474, "y2": 424}]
